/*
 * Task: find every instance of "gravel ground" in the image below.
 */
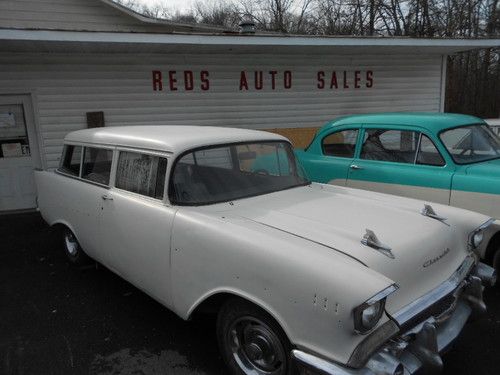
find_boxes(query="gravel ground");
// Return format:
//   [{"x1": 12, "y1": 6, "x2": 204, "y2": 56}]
[{"x1": 1, "y1": 212, "x2": 499, "y2": 375}]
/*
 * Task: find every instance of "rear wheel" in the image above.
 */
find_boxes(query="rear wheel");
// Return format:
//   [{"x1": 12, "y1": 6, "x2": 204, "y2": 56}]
[
  {"x1": 61, "y1": 227, "x2": 91, "y2": 266},
  {"x1": 217, "y1": 299, "x2": 293, "y2": 375}
]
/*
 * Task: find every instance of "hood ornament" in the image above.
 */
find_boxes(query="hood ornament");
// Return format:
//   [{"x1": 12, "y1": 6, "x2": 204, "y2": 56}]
[
  {"x1": 361, "y1": 229, "x2": 395, "y2": 259},
  {"x1": 421, "y1": 204, "x2": 447, "y2": 223}
]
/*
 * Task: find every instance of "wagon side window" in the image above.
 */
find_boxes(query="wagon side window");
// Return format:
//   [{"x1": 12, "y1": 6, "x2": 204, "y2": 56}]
[
  {"x1": 115, "y1": 151, "x2": 168, "y2": 199},
  {"x1": 322, "y1": 130, "x2": 358, "y2": 158},
  {"x1": 361, "y1": 129, "x2": 418, "y2": 164},
  {"x1": 81, "y1": 147, "x2": 113, "y2": 186},
  {"x1": 59, "y1": 145, "x2": 82, "y2": 177},
  {"x1": 416, "y1": 135, "x2": 445, "y2": 166}
]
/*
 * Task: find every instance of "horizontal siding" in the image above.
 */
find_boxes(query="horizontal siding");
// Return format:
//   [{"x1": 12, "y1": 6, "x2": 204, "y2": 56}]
[
  {"x1": 0, "y1": 52, "x2": 442, "y2": 169},
  {"x1": 0, "y1": 0, "x2": 167, "y2": 32}
]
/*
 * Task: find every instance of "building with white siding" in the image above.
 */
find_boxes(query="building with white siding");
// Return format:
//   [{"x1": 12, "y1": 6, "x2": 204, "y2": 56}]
[{"x1": 0, "y1": 0, "x2": 498, "y2": 211}]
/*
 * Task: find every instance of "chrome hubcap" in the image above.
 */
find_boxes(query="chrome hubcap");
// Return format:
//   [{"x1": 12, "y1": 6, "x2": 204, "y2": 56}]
[
  {"x1": 228, "y1": 316, "x2": 285, "y2": 375},
  {"x1": 64, "y1": 231, "x2": 78, "y2": 256}
]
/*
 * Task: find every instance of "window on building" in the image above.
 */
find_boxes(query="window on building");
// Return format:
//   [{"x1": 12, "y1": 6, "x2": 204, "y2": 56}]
[
  {"x1": 322, "y1": 129, "x2": 358, "y2": 158},
  {"x1": 59, "y1": 145, "x2": 82, "y2": 177},
  {"x1": 361, "y1": 129, "x2": 419, "y2": 164},
  {"x1": 115, "y1": 151, "x2": 167, "y2": 199},
  {"x1": 416, "y1": 135, "x2": 445, "y2": 166},
  {"x1": 82, "y1": 147, "x2": 113, "y2": 185}
]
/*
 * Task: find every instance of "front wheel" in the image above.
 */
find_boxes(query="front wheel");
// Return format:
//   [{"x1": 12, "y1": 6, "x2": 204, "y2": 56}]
[
  {"x1": 217, "y1": 299, "x2": 293, "y2": 375},
  {"x1": 61, "y1": 227, "x2": 91, "y2": 266}
]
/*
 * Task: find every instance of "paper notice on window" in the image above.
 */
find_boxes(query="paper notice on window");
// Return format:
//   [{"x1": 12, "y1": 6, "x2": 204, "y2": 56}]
[
  {"x1": 0, "y1": 112, "x2": 15, "y2": 128},
  {"x1": 2, "y1": 143, "x2": 23, "y2": 157}
]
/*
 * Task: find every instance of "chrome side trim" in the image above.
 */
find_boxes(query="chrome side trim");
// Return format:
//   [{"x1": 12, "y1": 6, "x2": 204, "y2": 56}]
[{"x1": 391, "y1": 256, "x2": 475, "y2": 326}]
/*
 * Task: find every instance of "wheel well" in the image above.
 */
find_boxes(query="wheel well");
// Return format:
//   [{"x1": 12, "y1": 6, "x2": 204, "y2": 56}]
[
  {"x1": 485, "y1": 231, "x2": 500, "y2": 264},
  {"x1": 189, "y1": 293, "x2": 284, "y2": 328},
  {"x1": 189, "y1": 292, "x2": 240, "y2": 318},
  {"x1": 190, "y1": 292, "x2": 293, "y2": 347}
]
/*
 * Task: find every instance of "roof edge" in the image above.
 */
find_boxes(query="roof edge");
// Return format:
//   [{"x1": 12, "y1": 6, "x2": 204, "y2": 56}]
[{"x1": 1, "y1": 29, "x2": 499, "y2": 51}]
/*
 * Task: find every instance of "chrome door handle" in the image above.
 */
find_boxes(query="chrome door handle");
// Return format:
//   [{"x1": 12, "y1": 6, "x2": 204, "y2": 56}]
[
  {"x1": 101, "y1": 194, "x2": 113, "y2": 201},
  {"x1": 350, "y1": 164, "x2": 363, "y2": 170}
]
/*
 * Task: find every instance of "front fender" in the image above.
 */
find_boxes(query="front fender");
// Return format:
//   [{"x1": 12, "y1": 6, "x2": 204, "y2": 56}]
[{"x1": 170, "y1": 208, "x2": 394, "y2": 366}]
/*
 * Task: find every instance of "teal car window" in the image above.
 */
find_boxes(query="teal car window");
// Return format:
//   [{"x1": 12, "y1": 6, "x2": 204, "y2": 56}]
[
  {"x1": 440, "y1": 124, "x2": 500, "y2": 164},
  {"x1": 322, "y1": 129, "x2": 358, "y2": 158},
  {"x1": 361, "y1": 129, "x2": 418, "y2": 164},
  {"x1": 416, "y1": 135, "x2": 445, "y2": 166}
]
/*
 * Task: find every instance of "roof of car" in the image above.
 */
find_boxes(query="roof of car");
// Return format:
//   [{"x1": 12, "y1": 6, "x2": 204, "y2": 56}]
[
  {"x1": 320, "y1": 112, "x2": 485, "y2": 134},
  {"x1": 65, "y1": 125, "x2": 288, "y2": 154}
]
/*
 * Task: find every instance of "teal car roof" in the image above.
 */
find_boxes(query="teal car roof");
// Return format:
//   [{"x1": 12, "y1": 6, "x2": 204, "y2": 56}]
[{"x1": 320, "y1": 113, "x2": 485, "y2": 134}]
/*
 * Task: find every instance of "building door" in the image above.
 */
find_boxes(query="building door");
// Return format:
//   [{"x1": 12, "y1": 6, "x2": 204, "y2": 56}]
[{"x1": 0, "y1": 95, "x2": 41, "y2": 211}]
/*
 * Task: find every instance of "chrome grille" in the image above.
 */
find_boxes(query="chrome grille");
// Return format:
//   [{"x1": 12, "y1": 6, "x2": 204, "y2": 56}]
[{"x1": 399, "y1": 293, "x2": 457, "y2": 330}]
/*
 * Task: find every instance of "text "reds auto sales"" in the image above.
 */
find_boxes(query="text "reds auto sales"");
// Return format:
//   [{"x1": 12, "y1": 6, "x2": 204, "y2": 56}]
[{"x1": 152, "y1": 70, "x2": 374, "y2": 91}]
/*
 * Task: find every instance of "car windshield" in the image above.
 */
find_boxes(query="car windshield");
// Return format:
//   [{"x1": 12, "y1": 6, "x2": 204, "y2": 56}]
[
  {"x1": 170, "y1": 141, "x2": 310, "y2": 205},
  {"x1": 440, "y1": 124, "x2": 500, "y2": 164}
]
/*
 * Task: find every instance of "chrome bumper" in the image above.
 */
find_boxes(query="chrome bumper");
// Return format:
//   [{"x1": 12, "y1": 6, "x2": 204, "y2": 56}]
[{"x1": 292, "y1": 262, "x2": 495, "y2": 375}]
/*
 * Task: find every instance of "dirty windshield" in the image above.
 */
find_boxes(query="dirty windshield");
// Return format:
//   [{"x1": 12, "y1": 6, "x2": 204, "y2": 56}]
[
  {"x1": 170, "y1": 141, "x2": 309, "y2": 205},
  {"x1": 440, "y1": 124, "x2": 500, "y2": 164}
]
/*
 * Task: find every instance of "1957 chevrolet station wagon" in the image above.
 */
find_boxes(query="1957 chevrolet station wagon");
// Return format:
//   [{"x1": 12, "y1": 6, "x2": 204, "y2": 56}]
[
  {"x1": 296, "y1": 113, "x2": 500, "y2": 271},
  {"x1": 35, "y1": 126, "x2": 496, "y2": 375}
]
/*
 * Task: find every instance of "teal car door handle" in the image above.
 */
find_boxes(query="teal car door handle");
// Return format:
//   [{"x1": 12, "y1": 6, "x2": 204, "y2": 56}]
[{"x1": 350, "y1": 164, "x2": 363, "y2": 170}]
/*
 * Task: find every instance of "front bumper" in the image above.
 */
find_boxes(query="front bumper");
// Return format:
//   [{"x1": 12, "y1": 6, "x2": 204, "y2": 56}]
[{"x1": 292, "y1": 262, "x2": 496, "y2": 375}]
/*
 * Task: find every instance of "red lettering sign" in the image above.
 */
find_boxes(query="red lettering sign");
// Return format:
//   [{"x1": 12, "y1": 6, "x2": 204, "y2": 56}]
[{"x1": 151, "y1": 69, "x2": 373, "y2": 92}]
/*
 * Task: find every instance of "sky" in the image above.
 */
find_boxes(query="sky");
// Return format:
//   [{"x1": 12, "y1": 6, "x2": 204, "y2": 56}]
[{"x1": 133, "y1": 0, "x2": 198, "y2": 13}]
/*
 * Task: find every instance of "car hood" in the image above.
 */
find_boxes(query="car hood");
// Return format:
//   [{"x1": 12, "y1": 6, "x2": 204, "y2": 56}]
[
  {"x1": 215, "y1": 184, "x2": 474, "y2": 314},
  {"x1": 463, "y1": 158, "x2": 500, "y2": 177}
]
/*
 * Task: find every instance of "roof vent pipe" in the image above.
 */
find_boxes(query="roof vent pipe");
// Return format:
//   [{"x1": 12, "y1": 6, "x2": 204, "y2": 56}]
[{"x1": 239, "y1": 14, "x2": 256, "y2": 34}]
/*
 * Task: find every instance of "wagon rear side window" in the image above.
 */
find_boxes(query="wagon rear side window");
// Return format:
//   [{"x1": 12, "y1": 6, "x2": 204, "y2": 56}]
[
  {"x1": 59, "y1": 145, "x2": 82, "y2": 176},
  {"x1": 115, "y1": 151, "x2": 168, "y2": 199},
  {"x1": 82, "y1": 147, "x2": 113, "y2": 185}
]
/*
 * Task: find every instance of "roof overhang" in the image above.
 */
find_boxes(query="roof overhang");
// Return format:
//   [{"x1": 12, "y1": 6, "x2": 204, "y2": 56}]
[{"x1": 0, "y1": 29, "x2": 498, "y2": 55}]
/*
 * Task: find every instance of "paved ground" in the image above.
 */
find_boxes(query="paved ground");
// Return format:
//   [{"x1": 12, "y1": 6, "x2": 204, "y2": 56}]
[{"x1": 1, "y1": 213, "x2": 499, "y2": 375}]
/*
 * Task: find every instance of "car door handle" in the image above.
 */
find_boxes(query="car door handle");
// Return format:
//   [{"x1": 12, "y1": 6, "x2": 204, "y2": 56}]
[
  {"x1": 101, "y1": 194, "x2": 113, "y2": 201},
  {"x1": 350, "y1": 164, "x2": 363, "y2": 170}
]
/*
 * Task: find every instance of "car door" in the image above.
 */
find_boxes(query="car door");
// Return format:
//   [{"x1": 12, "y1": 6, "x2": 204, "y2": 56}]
[
  {"x1": 300, "y1": 128, "x2": 360, "y2": 185},
  {"x1": 60, "y1": 145, "x2": 113, "y2": 261},
  {"x1": 346, "y1": 126, "x2": 454, "y2": 205},
  {"x1": 99, "y1": 149, "x2": 176, "y2": 308}
]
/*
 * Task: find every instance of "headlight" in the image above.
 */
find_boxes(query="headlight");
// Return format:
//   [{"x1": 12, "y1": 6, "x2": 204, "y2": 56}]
[
  {"x1": 468, "y1": 218, "x2": 495, "y2": 250},
  {"x1": 353, "y1": 284, "x2": 398, "y2": 334},
  {"x1": 472, "y1": 230, "x2": 484, "y2": 248}
]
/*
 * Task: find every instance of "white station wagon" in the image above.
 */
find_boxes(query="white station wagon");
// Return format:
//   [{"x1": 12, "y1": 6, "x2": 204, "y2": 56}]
[{"x1": 35, "y1": 126, "x2": 496, "y2": 375}]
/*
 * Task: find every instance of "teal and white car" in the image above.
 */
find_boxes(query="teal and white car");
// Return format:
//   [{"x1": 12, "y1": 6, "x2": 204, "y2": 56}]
[{"x1": 296, "y1": 113, "x2": 500, "y2": 269}]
